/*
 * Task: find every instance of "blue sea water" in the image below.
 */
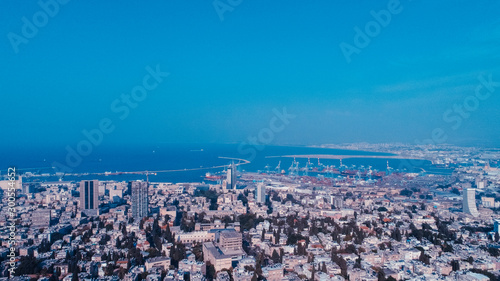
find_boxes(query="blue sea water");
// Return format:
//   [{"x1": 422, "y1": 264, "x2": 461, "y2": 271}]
[{"x1": 0, "y1": 143, "x2": 444, "y2": 183}]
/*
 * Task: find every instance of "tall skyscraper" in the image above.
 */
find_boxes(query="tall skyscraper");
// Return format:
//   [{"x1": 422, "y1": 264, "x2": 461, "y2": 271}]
[
  {"x1": 80, "y1": 180, "x2": 99, "y2": 216},
  {"x1": 226, "y1": 162, "x2": 236, "y2": 189},
  {"x1": 256, "y1": 183, "x2": 266, "y2": 203},
  {"x1": 226, "y1": 162, "x2": 237, "y2": 190},
  {"x1": 226, "y1": 168, "x2": 232, "y2": 185},
  {"x1": 231, "y1": 162, "x2": 236, "y2": 189},
  {"x1": 463, "y1": 188, "x2": 479, "y2": 217},
  {"x1": 131, "y1": 181, "x2": 149, "y2": 220}
]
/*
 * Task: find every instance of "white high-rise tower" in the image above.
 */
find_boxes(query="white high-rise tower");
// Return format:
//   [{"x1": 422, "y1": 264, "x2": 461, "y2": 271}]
[
  {"x1": 226, "y1": 161, "x2": 237, "y2": 190},
  {"x1": 256, "y1": 183, "x2": 266, "y2": 203},
  {"x1": 463, "y1": 188, "x2": 479, "y2": 217}
]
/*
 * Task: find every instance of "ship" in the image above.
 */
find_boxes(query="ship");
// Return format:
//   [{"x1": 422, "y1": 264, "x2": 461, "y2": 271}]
[{"x1": 204, "y1": 173, "x2": 221, "y2": 181}]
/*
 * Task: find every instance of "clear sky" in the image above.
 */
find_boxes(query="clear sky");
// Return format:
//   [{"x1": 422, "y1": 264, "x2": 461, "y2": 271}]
[{"x1": 1, "y1": 0, "x2": 500, "y2": 149}]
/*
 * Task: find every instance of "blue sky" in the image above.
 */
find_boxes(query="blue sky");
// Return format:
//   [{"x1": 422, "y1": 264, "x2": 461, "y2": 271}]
[{"x1": 1, "y1": 0, "x2": 500, "y2": 149}]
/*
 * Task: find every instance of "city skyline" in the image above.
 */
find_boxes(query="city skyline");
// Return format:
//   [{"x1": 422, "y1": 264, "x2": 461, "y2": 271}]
[{"x1": 2, "y1": 1, "x2": 500, "y2": 280}]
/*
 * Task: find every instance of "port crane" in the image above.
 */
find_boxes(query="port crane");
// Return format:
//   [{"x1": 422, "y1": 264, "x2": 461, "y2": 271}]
[
  {"x1": 288, "y1": 158, "x2": 299, "y2": 175},
  {"x1": 275, "y1": 161, "x2": 281, "y2": 173},
  {"x1": 386, "y1": 160, "x2": 394, "y2": 175}
]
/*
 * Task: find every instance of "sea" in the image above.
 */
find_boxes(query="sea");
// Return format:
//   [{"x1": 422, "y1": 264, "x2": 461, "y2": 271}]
[{"x1": 0, "y1": 143, "x2": 449, "y2": 183}]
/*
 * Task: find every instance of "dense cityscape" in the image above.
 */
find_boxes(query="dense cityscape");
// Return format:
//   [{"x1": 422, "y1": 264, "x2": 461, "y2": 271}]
[
  {"x1": 1, "y1": 144, "x2": 500, "y2": 281},
  {"x1": 3, "y1": 1, "x2": 500, "y2": 281}
]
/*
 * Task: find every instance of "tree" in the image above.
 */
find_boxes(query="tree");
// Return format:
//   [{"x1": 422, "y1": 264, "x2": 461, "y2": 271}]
[
  {"x1": 346, "y1": 244, "x2": 357, "y2": 254},
  {"x1": 419, "y1": 251, "x2": 430, "y2": 265},
  {"x1": 164, "y1": 224, "x2": 174, "y2": 243},
  {"x1": 139, "y1": 272, "x2": 148, "y2": 281},
  {"x1": 121, "y1": 224, "x2": 127, "y2": 236},
  {"x1": 105, "y1": 264, "x2": 115, "y2": 276},
  {"x1": 391, "y1": 228, "x2": 402, "y2": 242},
  {"x1": 271, "y1": 250, "x2": 280, "y2": 264},
  {"x1": 192, "y1": 244, "x2": 204, "y2": 261},
  {"x1": 106, "y1": 223, "x2": 114, "y2": 231},
  {"x1": 238, "y1": 193, "x2": 248, "y2": 206},
  {"x1": 377, "y1": 207, "x2": 388, "y2": 212},
  {"x1": 194, "y1": 189, "x2": 219, "y2": 210},
  {"x1": 255, "y1": 253, "x2": 263, "y2": 276},
  {"x1": 118, "y1": 268, "x2": 127, "y2": 279},
  {"x1": 400, "y1": 189, "x2": 413, "y2": 197},
  {"x1": 71, "y1": 265, "x2": 80, "y2": 281},
  {"x1": 331, "y1": 254, "x2": 347, "y2": 278},
  {"x1": 170, "y1": 243, "x2": 187, "y2": 267},
  {"x1": 377, "y1": 270, "x2": 385, "y2": 281},
  {"x1": 488, "y1": 247, "x2": 499, "y2": 257},
  {"x1": 442, "y1": 242, "x2": 453, "y2": 253},
  {"x1": 238, "y1": 213, "x2": 256, "y2": 231},
  {"x1": 275, "y1": 225, "x2": 281, "y2": 244},
  {"x1": 49, "y1": 273, "x2": 58, "y2": 281}
]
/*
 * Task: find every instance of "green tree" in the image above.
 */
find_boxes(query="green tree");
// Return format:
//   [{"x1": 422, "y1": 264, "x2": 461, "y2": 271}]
[
  {"x1": 271, "y1": 250, "x2": 280, "y2": 264},
  {"x1": 321, "y1": 262, "x2": 327, "y2": 273},
  {"x1": 206, "y1": 263, "x2": 216, "y2": 280},
  {"x1": 71, "y1": 266, "x2": 80, "y2": 281}
]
